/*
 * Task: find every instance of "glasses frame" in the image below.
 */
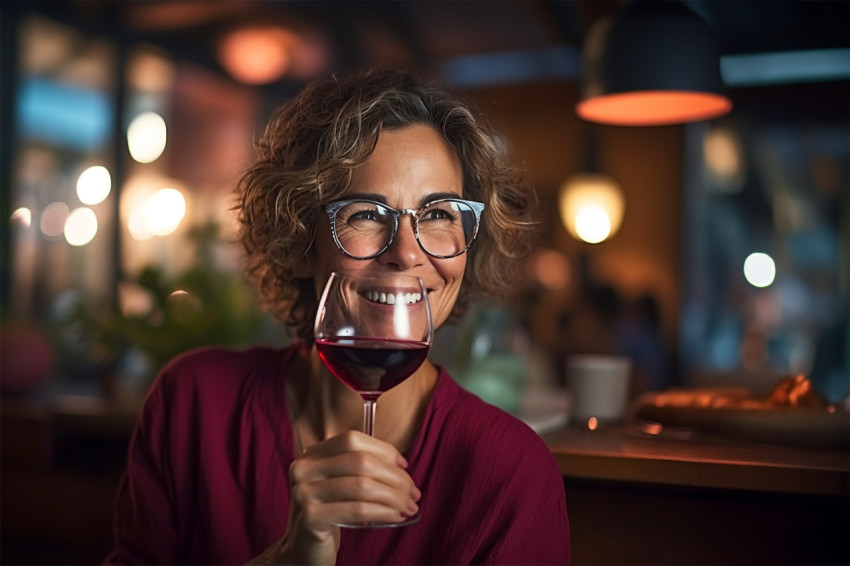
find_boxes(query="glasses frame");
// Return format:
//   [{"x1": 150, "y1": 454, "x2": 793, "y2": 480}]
[{"x1": 325, "y1": 197, "x2": 485, "y2": 260}]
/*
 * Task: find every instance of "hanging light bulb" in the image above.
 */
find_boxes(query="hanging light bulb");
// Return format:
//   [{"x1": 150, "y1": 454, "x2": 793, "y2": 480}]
[
  {"x1": 576, "y1": 0, "x2": 732, "y2": 126},
  {"x1": 559, "y1": 173, "x2": 625, "y2": 244}
]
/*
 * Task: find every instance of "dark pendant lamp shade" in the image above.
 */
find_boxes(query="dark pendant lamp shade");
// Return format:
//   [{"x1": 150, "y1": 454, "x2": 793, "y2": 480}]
[{"x1": 576, "y1": 0, "x2": 732, "y2": 126}]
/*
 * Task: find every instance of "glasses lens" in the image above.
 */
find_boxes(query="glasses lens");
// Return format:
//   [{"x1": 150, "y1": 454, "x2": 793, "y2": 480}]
[
  {"x1": 333, "y1": 201, "x2": 395, "y2": 258},
  {"x1": 417, "y1": 199, "x2": 479, "y2": 257}
]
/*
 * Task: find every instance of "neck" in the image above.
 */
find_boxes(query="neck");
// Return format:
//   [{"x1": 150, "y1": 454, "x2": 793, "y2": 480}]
[{"x1": 287, "y1": 344, "x2": 439, "y2": 454}]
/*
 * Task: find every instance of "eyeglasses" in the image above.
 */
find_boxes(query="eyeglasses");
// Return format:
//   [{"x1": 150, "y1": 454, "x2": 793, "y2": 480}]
[{"x1": 325, "y1": 198, "x2": 485, "y2": 260}]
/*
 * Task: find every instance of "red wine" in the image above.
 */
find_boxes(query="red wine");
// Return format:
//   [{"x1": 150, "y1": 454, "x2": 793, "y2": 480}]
[{"x1": 316, "y1": 336, "x2": 429, "y2": 400}]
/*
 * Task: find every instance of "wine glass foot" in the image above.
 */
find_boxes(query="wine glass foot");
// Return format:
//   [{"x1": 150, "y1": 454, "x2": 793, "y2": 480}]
[{"x1": 336, "y1": 512, "x2": 421, "y2": 529}]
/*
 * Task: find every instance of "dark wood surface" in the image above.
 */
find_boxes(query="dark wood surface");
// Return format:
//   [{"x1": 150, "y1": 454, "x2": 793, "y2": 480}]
[
  {"x1": 543, "y1": 424, "x2": 850, "y2": 565},
  {"x1": 541, "y1": 424, "x2": 850, "y2": 496}
]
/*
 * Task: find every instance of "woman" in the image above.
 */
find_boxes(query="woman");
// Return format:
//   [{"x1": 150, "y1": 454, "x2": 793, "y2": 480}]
[{"x1": 107, "y1": 67, "x2": 570, "y2": 565}]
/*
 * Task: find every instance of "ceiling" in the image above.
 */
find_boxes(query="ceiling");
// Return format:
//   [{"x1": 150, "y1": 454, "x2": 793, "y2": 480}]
[{"x1": 13, "y1": 0, "x2": 850, "y2": 95}]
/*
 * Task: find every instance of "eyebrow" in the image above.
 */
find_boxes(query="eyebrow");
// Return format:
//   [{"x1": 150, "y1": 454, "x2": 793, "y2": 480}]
[{"x1": 343, "y1": 191, "x2": 464, "y2": 208}]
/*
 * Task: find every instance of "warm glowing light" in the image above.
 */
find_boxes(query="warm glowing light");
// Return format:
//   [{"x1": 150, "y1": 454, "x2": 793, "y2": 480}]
[
  {"x1": 128, "y1": 207, "x2": 154, "y2": 241},
  {"x1": 530, "y1": 249, "x2": 571, "y2": 291},
  {"x1": 145, "y1": 188, "x2": 186, "y2": 236},
  {"x1": 119, "y1": 282, "x2": 155, "y2": 318},
  {"x1": 586, "y1": 417, "x2": 599, "y2": 431},
  {"x1": 703, "y1": 127, "x2": 744, "y2": 192},
  {"x1": 168, "y1": 289, "x2": 203, "y2": 322},
  {"x1": 219, "y1": 26, "x2": 294, "y2": 85},
  {"x1": 76, "y1": 165, "x2": 112, "y2": 205},
  {"x1": 559, "y1": 173, "x2": 624, "y2": 244},
  {"x1": 704, "y1": 129, "x2": 741, "y2": 178},
  {"x1": 576, "y1": 91, "x2": 732, "y2": 126},
  {"x1": 124, "y1": 180, "x2": 187, "y2": 240},
  {"x1": 642, "y1": 421, "x2": 664, "y2": 436},
  {"x1": 127, "y1": 112, "x2": 167, "y2": 163},
  {"x1": 743, "y1": 252, "x2": 776, "y2": 288},
  {"x1": 40, "y1": 201, "x2": 69, "y2": 237},
  {"x1": 11, "y1": 207, "x2": 32, "y2": 227},
  {"x1": 64, "y1": 207, "x2": 98, "y2": 246},
  {"x1": 574, "y1": 205, "x2": 611, "y2": 244}
]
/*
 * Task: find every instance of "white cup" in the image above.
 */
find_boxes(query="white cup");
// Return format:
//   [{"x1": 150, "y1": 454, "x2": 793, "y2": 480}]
[{"x1": 567, "y1": 355, "x2": 632, "y2": 425}]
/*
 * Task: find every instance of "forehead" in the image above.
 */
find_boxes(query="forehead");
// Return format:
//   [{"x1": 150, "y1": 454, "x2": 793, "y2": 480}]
[{"x1": 348, "y1": 125, "x2": 463, "y2": 201}]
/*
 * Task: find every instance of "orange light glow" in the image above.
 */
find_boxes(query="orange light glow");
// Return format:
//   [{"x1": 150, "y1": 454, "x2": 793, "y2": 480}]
[
  {"x1": 587, "y1": 417, "x2": 599, "y2": 431},
  {"x1": 218, "y1": 26, "x2": 294, "y2": 85},
  {"x1": 576, "y1": 91, "x2": 732, "y2": 126},
  {"x1": 530, "y1": 249, "x2": 571, "y2": 291}
]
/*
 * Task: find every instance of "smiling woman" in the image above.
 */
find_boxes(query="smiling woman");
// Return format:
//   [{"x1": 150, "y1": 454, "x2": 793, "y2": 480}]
[{"x1": 106, "y1": 66, "x2": 570, "y2": 565}]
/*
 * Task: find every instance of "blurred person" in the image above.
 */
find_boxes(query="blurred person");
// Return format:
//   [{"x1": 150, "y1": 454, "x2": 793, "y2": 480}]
[
  {"x1": 614, "y1": 293, "x2": 670, "y2": 393},
  {"x1": 105, "y1": 67, "x2": 570, "y2": 565}
]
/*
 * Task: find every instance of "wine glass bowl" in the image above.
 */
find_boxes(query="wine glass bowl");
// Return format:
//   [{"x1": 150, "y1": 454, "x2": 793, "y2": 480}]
[{"x1": 314, "y1": 271, "x2": 433, "y2": 528}]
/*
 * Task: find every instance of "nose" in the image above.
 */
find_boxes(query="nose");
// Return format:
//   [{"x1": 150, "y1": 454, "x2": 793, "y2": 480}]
[{"x1": 378, "y1": 213, "x2": 426, "y2": 269}]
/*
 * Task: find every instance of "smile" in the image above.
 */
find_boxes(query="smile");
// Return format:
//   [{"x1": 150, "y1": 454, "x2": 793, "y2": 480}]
[{"x1": 363, "y1": 290, "x2": 423, "y2": 305}]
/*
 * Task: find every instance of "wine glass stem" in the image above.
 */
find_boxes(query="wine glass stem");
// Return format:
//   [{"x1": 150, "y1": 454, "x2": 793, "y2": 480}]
[{"x1": 363, "y1": 399, "x2": 377, "y2": 436}]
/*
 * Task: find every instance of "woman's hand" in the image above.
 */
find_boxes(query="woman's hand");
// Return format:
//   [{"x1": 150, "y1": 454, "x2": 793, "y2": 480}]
[{"x1": 249, "y1": 430, "x2": 421, "y2": 565}]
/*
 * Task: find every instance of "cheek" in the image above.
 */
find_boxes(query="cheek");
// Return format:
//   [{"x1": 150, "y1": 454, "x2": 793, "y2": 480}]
[
  {"x1": 431, "y1": 258, "x2": 467, "y2": 326},
  {"x1": 308, "y1": 220, "x2": 365, "y2": 281}
]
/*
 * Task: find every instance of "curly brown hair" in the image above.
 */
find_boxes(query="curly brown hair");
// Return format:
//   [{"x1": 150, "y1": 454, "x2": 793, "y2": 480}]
[{"x1": 236, "y1": 67, "x2": 537, "y2": 342}]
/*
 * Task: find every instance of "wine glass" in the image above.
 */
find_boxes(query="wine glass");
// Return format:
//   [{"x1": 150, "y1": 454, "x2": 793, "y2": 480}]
[{"x1": 314, "y1": 271, "x2": 433, "y2": 527}]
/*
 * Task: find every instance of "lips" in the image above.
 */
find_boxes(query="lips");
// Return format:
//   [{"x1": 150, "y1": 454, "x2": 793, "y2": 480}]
[{"x1": 362, "y1": 290, "x2": 424, "y2": 305}]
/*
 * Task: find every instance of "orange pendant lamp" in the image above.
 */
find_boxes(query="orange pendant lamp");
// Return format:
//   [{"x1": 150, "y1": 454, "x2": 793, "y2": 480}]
[{"x1": 576, "y1": 0, "x2": 732, "y2": 126}]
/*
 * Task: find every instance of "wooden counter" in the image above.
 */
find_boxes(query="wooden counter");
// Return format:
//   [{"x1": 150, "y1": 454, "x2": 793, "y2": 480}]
[
  {"x1": 542, "y1": 425, "x2": 850, "y2": 565},
  {"x1": 542, "y1": 424, "x2": 849, "y2": 497}
]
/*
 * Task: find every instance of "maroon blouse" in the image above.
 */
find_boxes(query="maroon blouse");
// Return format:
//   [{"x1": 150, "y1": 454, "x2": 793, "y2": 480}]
[{"x1": 106, "y1": 345, "x2": 570, "y2": 564}]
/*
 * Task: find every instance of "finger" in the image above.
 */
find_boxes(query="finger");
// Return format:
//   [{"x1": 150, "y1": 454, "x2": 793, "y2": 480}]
[
  {"x1": 291, "y1": 450, "x2": 414, "y2": 492},
  {"x1": 294, "y1": 475, "x2": 420, "y2": 516},
  {"x1": 302, "y1": 430, "x2": 407, "y2": 468}
]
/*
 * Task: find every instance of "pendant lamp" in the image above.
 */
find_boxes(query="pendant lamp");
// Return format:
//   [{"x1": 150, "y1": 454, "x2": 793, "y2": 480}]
[
  {"x1": 559, "y1": 127, "x2": 625, "y2": 244},
  {"x1": 576, "y1": 0, "x2": 732, "y2": 126}
]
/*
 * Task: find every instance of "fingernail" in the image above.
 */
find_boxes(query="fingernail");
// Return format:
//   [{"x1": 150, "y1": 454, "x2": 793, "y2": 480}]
[
  {"x1": 397, "y1": 455, "x2": 409, "y2": 469},
  {"x1": 407, "y1": 501, "x2": 419, "y2": 514},
  {"x1": 411, "y1": 485, "x2": 422, "y2": 501}
]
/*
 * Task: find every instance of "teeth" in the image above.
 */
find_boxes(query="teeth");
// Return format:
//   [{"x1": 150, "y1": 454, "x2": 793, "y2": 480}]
[{"x1": 364, "y1": 291, "x2": 423, "y2": 305}]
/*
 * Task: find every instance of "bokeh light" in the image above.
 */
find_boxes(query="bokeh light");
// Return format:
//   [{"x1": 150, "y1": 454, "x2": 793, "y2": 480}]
[
  {"x1": 218, "y1": 26, "x2": 293, "y2": 85},
  {"x1": 529, "y1": 248, "x2": 571, "y2": 291},
  {"x1": 76, "y1": 165, "x2": 111, "y2": 205},
  {"x1": 126, "y1": 184, "x2": 187, "y2": 240},
  {"x1": 574, "y1": 205, "x2": 612, "y2": 244},
  {"x1": 743, "y1": 252, "x2": 776, "y2": 288},
  {"x1": 118, "y1": 282, "x2": 155, "y2": 318},
  {"x1": 559, "y1": 173, "x2": 625, "y2": 244},
  {"x1": 64, "y1": 207, "x2": 98, "y2": 246},
  {"x1": 168, "y1": 289, "x2": 202, "y2": 322},
  {"x1": 146, "y1": 188, "x2": 186, "y2": 236},
  {"x1": 128, "y1": 207, "x2": 154, "y2": 241},
  {"x1": 11, "y1": 207, "x2": 32, "y2": 227},
  {"x1": 127, "y1": 111, "x2": 167, "y2": 163},
  {"x1": 40, "y1": 201, "x2": 69, "y2": 237}
]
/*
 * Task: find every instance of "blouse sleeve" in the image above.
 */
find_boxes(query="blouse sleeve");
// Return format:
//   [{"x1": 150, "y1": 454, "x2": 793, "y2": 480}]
[
  {"x1": 488, "y1": 451, "x2": 571, "y2": 565},
  {"x1": 470, "y1": 427, "x2": 571, "y2": 565},
  {"x1": 104, "y1": 374, "x2": 180, "y2": 564}
]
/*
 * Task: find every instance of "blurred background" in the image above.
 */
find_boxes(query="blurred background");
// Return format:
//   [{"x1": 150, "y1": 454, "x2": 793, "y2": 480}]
[{"x1": 0, "y1": 1, "x2": 847, "y2": 563}]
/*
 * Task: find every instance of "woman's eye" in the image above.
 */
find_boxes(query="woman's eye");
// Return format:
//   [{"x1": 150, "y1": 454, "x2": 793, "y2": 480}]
[
  {"x1": 349, "y1": 209, "x2": 381, "y2": 222},
  {"x1": 422, "y1": 208, "x2": 454, "y2": 222}
]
